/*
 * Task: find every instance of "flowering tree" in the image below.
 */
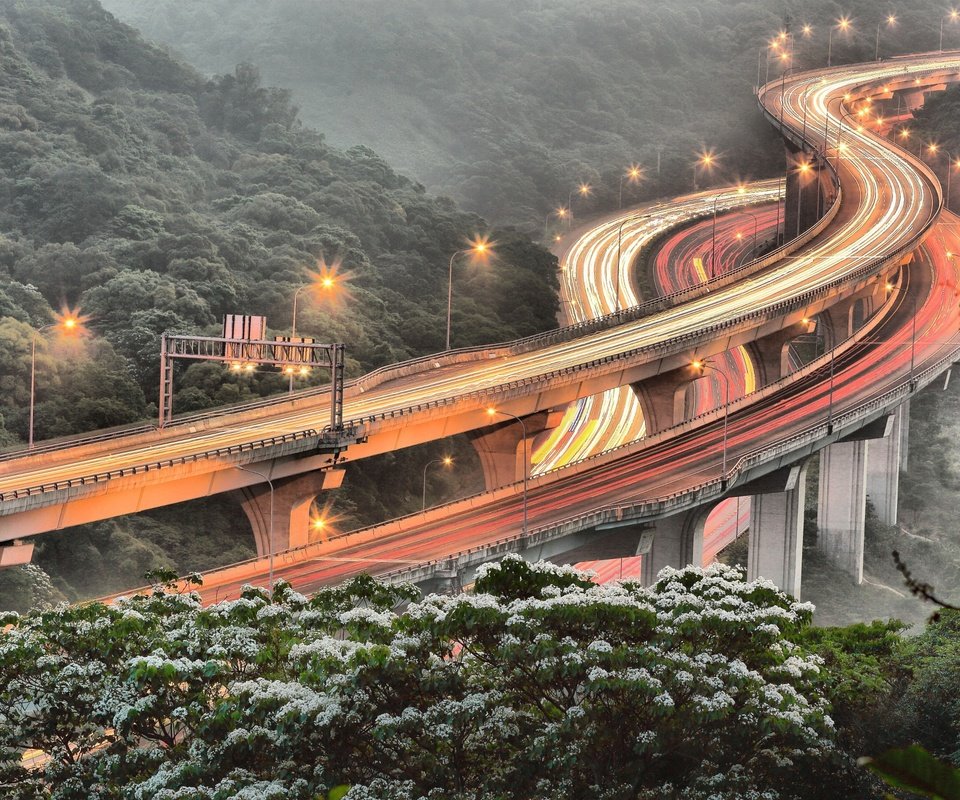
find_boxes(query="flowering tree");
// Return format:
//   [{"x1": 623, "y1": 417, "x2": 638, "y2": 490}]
[{"x1": 0, "y1": 560, "x2": 845, "y2": 799}]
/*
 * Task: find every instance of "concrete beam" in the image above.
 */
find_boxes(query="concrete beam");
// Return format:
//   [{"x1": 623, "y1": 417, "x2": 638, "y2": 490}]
[
  {"x1": 726, "y1": 464, "x2": 801, "y2": 497},
  {"x1": 550, "y1": 523, "x2": 654, "y2": 565}
]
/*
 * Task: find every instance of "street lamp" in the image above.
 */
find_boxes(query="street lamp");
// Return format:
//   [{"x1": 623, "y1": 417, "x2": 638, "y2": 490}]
[
  {"x1": 794, "y1": 159, "x2": 814, "y2": 238},
  {"x1": 941, "y1": 8, "x2": 959, "y2": 52},
  {"x1": 876, "y1": 14, "x2": 896, "y2": 60},
  {"x1": 732, "y1": 208, "x2": 761, "y2": 268},
  {"x1": 288, "y1": 275, "x2": 337, "y2": 392},
  {"x1": 828, "y1": 16, "x2": 852, "y2": 67},
  {"x1": 886, "y1": 279, "x2": 918, "y2": 386},
  {"x1": 693, "y1": 150, "x2": 717, "y2": 191},
  {"x1": 546, "y1": 206, "x2": 569, "y2": 239},
  {"x1": 29, "y1": 315, "x2": 79, "y2": 449},
  {"x1": 422, "y1": 456, "x2": 453, "y2": 510},
  {"x1": 486, "y1": 408, "x2": 529, "y2": 536},
  {"x1": 710, "y1": 184, "x2": 747, "y2": 279},
  {"x1": 567, "y1": 182, "x2": 593, "y2": 214},
  {"x1": 446, "y1": 237, "x2": 493, "y2": 351},
  {"x1": 619, "y1": 164, "x2": 643, "y2": 209},
  {"x1": 691, "y1": 359, "x2": 730, "y2": 482},
  {"x1": 235, "y1": 463, "x2": 275, "y2": 591}
]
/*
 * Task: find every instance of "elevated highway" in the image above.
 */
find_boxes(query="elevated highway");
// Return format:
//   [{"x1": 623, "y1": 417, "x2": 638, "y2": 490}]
[{"x1": 5, "y1": 53, "x2": 960, "y2": 595}]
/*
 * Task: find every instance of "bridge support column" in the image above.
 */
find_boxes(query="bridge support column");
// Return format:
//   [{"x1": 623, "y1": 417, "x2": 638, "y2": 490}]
[
  {"x1": 866, "y1": 405, "x2": 905, "y2": 526},
  {"x1": 747, "y1": 464, "x2": 807, "y2": 597},
  {"x1": 817, "y1": 442, "x2": 867, "y2": 584},
  {"x1": 238, "y1": 468, "x2": 346, "y2": 556},
  {"x1": 631, "y1": 363, "x2": 702, "y2": 436},
  {"x1": 469, "y1": 409, "x2": 564, "y2": 490},
  {"x1": 748, "y1": 321, "x2": 816, "y2": 384},
  {"x1": 641, "y1": 507, "x2": 709, "y2": 586}
]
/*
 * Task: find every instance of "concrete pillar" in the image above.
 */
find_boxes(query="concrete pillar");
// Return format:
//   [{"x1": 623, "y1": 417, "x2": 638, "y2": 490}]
[
  {"x1": 631, "y1": 363, "x2": 701, "y2": 436},
  {"x1": 641, "y1": 507, "x2": 709, "y2": 585},
  {"x1": 817, "y1": 442, "x2": 867, "y2": 583},
  {"x1": 238, "y1": 468, "x2": 345, "y2": 555},
  {"x1": 900, "y1": 398, "x2": 911, "y2": 469},
  {"x1": 747, "y1": 464, "x2": 807, "y2": 597},
  {"x1": 469, "y1": 409, "x2": 563, "y2": 490},
  {"x1": 748, "y1": 321, "x2": 816, "y2": 385},
  {"x1": 866, "y1": 405, "x2": 904, "y2": 527}
]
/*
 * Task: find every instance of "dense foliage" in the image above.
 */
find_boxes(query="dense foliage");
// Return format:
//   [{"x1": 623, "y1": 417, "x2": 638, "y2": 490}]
[
  {"x1": 104, "y1": 0, "x2": 960, "y2": 226},
  {"x1": 0, "y1": 559, "x2": 896, "y2": 799},
  {"x1": 0, "y1": 0, "x2": 555, "y2": 601}
]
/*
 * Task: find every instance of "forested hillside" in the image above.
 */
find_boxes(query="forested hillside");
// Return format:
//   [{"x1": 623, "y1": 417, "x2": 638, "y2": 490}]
[
  {"x1": 103, "y1": 0, "x2": 958, "y2": 225},
  {"x1": 0, "y1": 0, "x2": 555, "y2": 602}
]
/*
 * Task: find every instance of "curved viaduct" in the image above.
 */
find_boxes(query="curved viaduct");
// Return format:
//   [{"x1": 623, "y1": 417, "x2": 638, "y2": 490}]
[{"x1": 5, "y1": 53, "x2": 960, "y2": 597}]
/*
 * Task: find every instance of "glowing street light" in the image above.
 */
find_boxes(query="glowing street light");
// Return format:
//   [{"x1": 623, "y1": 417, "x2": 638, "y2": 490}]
[
  {"x1": 545, "y1": 206, "x2": 569, "y2": 238},
  {"x1": 693, "y1": 150, "x2": 717, "y2": 191},
  {"x1": 795, "y1": 159, "x2": 814, "y2": 238},
  {"x1": 567, "y1": 182, "x2": 593, "y2": 214},
  {"x1": 691, "y1": 359, "x2": 731, "y2": 482},
  {"x1": 486, "y1": 408, "x2": 529, "y2": 536},
  {"x1": 828, "y1": 16, "x2": 852, "y2": 67},
  {"x1": 29, "y1": 313, "x2": 81, "y2": 449},
  {"x1": 446, "y1": 236, "x2": 493, "y2": 350},
  {"x1": 619, "y1": 164, "x2": 643, "y2": 209},
  {"x1": 422, "y1": 455, "x2": 453, "y2": 510},
  {"x1": 941, "y1": 8, "x2": 960, "y2": 52},
  {"x1": 289, "y1": 273, "x2": 338, "y2": 392},
  {"x1": 710, "y1": 184, "x2": 747, "y2": 279},
  {"x1": 876, "y1": 14, "x2": 896, "y2": 61}
]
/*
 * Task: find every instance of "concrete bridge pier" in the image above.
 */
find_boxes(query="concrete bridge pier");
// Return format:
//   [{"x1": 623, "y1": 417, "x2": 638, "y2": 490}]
[
  {"x1": 748, "y1": 320, "x2": 817, "y2": 384},
  {"x1": 866, "y1": 404, "x2": 906, "y2": 526},
  {"x1": 743, "y1": 464, "x2": 808, "y2": 597},
  {"x1": 238, "y1": 468, "x2": 345, "y2": 556},
  {"x1": 469, "y1": 409, "x2": 565, "y2": 490},
  {"x1": 816, "y1": 415, "x2": 894, "y2": 584},
  {"x1": 641, "y1": 506, "x2": 710, "y2": 585},
  {"x1": 631, "y1": 363, "x2": 704, "y2": 436}
]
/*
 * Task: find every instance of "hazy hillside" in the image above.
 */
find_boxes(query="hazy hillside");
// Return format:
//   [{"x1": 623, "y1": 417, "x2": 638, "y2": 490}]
[
  {"x1": 102, "y1": 0, "x2": 954, "y2": 225},
  {"x1": 0, "y1": 0, "x2": 554, "y2": 601}
]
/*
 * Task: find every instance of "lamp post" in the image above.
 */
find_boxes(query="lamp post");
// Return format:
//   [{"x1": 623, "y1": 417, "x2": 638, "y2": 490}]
[
  {"x1": 795, "y1": 159, "x2": 813, "y2": 239},
  {"x1": 288, "y1": 276, "x2": 336, "y2": 392},
  {"x1": 618, "y1": 164, "x2": 643, "y2": 209},
  {"x1": 422, "y1": 456, "x2": 453, "y2": 510},
  {"x1": 732, "y1": 208, "x2": 761, "y2": 268},
  {"x1": 446, "y1": 238, "x2": 492, "y2": 351},
  {"x1": 876, "y1": 14, "x2": 896, "y2": 61},
  {"x1": 886, "y1": 279, "x2": 918, "y2": 385},
  {"x1": 941, "y1": 9, "x2": 959, "y2": 52},
  {"x1": 29, "y1": 316, "x2": 78, "y2": 449},
  {"x1": 236, "y1": 463, "x2": 275, "y2": 591},
  {"x1": 710, "y1": 185, "x2": 747, "y2": 279},
  {"x1": 486, "y1": 408, "x2": 528, "y2": 536},
  {"x1": 693, "y1": 150, "x2": 716, "y2": 191},
  {"x1": 545, "y1": 206, "x2": 569, "y2": 239},
  {"x1": 828, "y1": 16, "x2": 852, "y2": 67},
  {"x1": 692, "y1": 360, "x2": 730, "y2": 481},
  {"x1": 567, "y1": 183, "x2": 592, "y2": 215}
]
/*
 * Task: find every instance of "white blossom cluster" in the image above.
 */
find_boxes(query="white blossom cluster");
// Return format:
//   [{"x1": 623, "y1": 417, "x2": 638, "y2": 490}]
[{"x1": 0, "y1": 559, "x2": 838, "y2": 799}]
